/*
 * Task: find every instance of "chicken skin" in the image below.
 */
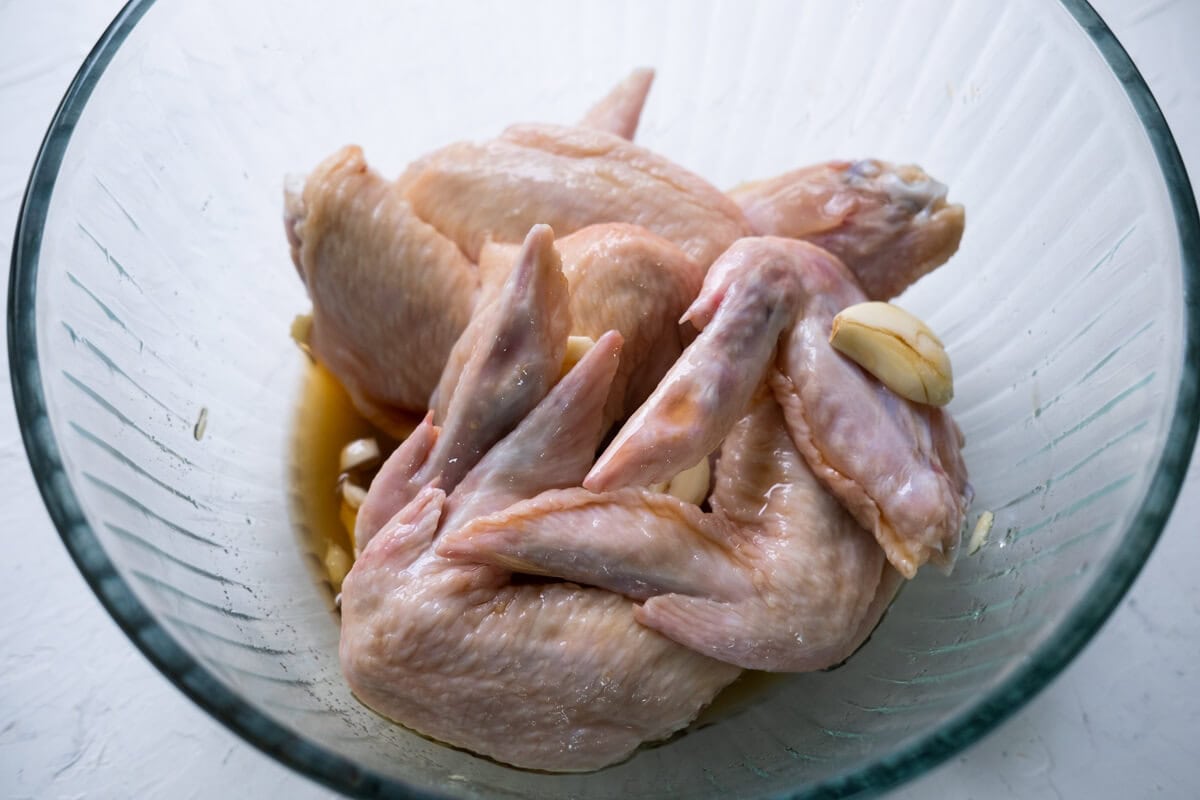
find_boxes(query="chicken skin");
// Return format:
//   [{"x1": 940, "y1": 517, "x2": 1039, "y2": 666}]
[
  {"x1": 729, "y1": 159, "x2": 965, "y2": 300},
  {"x1": 579, "y1": 67, "x2": 656, "y2": 140},
  {"x1": 442, "y1": 394, "x2": 898, "y2": 671},
  {"x1": 587, "y1": 237, "x2": 970, "y2": 577},
  {"x1": 403, "y1": 123, "x2": 751, "y2": 266},
  {"x1": 356, "y1": 225, "x2": 569, "y2": 552},
  {"x1": 340, "y1": 328, "x2": 740, "y2": 771},
  {"x1": 477, "y1": 223, "x2": 703, "y2": 425},
  {"x1": 284, "y1": 145, "x2": 476, "y2": 429},
  {"x1": 288, "y1": 68, "x2": 974, "y2": 772}
]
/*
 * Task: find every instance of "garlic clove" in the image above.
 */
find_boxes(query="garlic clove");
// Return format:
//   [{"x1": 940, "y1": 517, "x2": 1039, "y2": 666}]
[
  {"x1": 829, "y1": 301, "x2": 953, "y2": 406},
  {"x1": 648, "y1": 459, "x2": 712, "y2": 505},
  {"x1": 291, "y1": 313, "x2": 314, "y2": 360},
  {"x1": 667, "y1": 458, "x2": 711, "y2": 506},
  {"x1": 339, "y1": 438, "x2": 381, "y2": 473},
  {"x1": 325, "y1": 542, "x2": 352, "y2": 591},
  {"x1": 340, "y1": 477, "x2": 368, "y2": 509},
  {"x1": 559, "y1": 335, "x2": 597, "y2": 379}
]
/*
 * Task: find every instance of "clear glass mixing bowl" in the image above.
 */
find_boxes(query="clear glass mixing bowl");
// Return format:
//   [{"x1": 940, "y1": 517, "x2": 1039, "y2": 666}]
[{"x1": 9, "y1": 0, "x2": 1200, "y2": 797}]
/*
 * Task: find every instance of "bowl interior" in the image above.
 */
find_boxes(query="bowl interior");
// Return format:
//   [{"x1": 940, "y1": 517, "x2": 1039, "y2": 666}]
[{"x1": 12, "y1": 0, "x2": 1199, "y2": 797}]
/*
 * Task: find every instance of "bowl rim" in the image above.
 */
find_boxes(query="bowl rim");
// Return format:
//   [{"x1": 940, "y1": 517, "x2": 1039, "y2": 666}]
[{"x1": 8, "y1": 0, "x2": 1200, "y2": 797}]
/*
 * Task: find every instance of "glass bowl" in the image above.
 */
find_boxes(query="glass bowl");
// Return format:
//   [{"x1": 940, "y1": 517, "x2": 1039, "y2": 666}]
[{"x1": 9, "y1": 0, "x2": 1199, "y2": 797}]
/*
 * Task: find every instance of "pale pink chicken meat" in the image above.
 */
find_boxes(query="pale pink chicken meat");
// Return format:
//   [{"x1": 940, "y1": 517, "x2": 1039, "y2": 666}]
[
  {"x1": 477, "y1": 223, "x2": 703, "y2": 424},
  {"x1": 340, "y1": 328, "x2": 740, "y2": 771},
  {"x1": 284, "y1": 145, "x2": 476, "y2": 431},
  {"x1": 729, "y1": 159, "x2": 965, "y2": 300},
  {"x1": 283, "y1": 66, "x2": 979, "y2": 773},
  {"x1": 587, "y1": 237, "x2": 970, "y2": 578},
  {"x1": 402, "y1": 123, "x2": 752, "y2": 266},
  {"x1": 579, "y1": 67, "x2": 656, "y2": 140},
  {"x1": 441, "y1": 394, "x2": 897, "y2": 672},
  {"x1": 356, "y1": 225, "x2": 569, "y2": 552},
  {"x1": 559, "y1": 224, "x2": 703, "y2": 419}
]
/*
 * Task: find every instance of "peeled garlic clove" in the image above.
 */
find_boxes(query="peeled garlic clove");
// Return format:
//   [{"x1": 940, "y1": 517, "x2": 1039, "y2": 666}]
[
  {"x1": 339, "y1": 438, "x2": 381, "y2": 473},
  {"x1": 340, "y1": 477, "x2": 368, "y2": 509},
  {"x1": 829, "y1": 301, "x2": 953, "y2": 406},
  {"x1": 966, "y1": 509, "x2": 994, "y2": 555},
  {"x1": 558, "y1": 335, "x2": 597, "y2": 379},
  {"x1": 648, "y1": 459, "x2": 711, "y2": 504},
  {"x1": 325, "y1": 542, "x2": 352, "y2": 591},
  {"x1": 667, "y1": 458, "x2": 711, "y2": 506},
  {"x1": 290, "y1": 313, "x2": 314, "y2": 359}
]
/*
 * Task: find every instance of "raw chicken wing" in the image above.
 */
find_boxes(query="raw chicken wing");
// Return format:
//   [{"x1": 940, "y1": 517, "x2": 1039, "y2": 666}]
[
  {"x1": 402, "y1": 123, "x2": 752, "y2": 266},
  {"x1": 579, "y1": 67, "x2": 655, "y2": 140},
  {"x1": 340, "y1": 329, "x2": 740, "y2": 771},
  {"x1": 477, "y1": 223, "x2": 703, "y2": 424},
  {"x1": 441, "y1": 395, "x2": 896, "y2": 672},
  {"x1": 587, "y1": 237, "x2": 970, "y2": 577},
  {"x1": 356, "y1": 225, "x2": 569, "y2": 551},
  {"x1": 730, "y1": 160, "x2": 965, "y2": 299},
  {"x1": 284, "y1": 146, "x2": 477, "y2": 428}
]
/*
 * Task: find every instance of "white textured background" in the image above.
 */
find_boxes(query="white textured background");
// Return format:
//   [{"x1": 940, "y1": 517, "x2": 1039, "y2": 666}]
[{"x1": 1, "y1": 1, "x2": 1197, "y2": 797}]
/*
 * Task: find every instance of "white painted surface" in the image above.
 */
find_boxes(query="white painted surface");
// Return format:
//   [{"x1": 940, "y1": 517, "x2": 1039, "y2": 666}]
[{"x1": 0, "y1": 0, "x2": 1196, "y2": 797}]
